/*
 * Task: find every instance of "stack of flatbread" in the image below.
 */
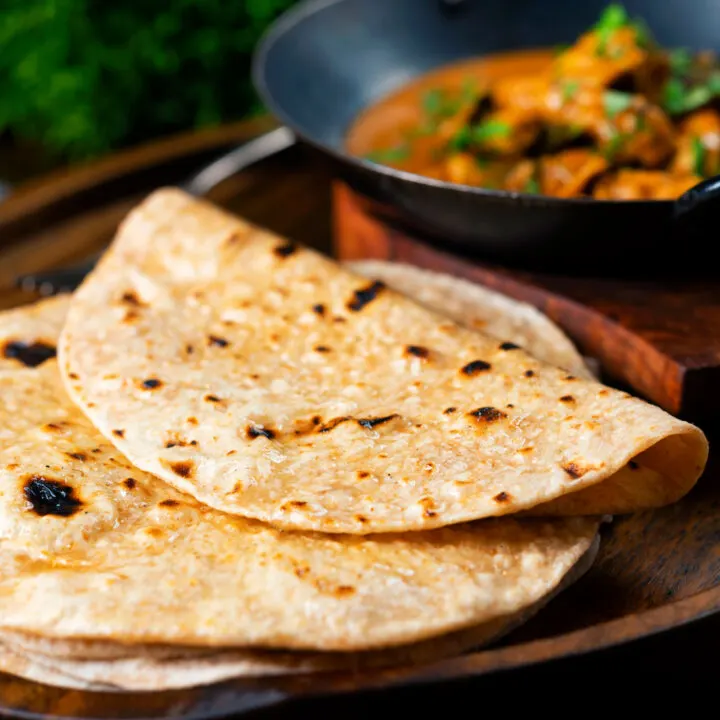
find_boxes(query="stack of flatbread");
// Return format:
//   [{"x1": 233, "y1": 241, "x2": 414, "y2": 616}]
[{"x1": 0, "y1": 189, "x2": 707, "y2": 692}]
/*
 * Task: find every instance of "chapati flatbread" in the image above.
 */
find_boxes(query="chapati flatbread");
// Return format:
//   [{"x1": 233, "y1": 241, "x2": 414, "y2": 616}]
[
  {"x1": 343, "y1": 261, "x2": 697, "y2": 517},
  {"x1": 0, "y1": 644, "x2": 112, "y2": 691},
  {"x1": 0, "y1": 537, "x2": 598, "y2": 690},
  {"x1": 0, "y1": 297, "x2": 599, "y2": 653},
  {"x1": 346, "y1": 260, "x2": 593, "y2": 379},
  {"x1": 59, "y1": 189, "x2": 707, "y2": 533}
]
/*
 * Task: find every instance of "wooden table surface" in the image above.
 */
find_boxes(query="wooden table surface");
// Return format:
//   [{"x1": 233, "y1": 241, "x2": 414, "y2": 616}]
[{"x1": 0, "y1": 124, "x2": 717, "y2": 714}]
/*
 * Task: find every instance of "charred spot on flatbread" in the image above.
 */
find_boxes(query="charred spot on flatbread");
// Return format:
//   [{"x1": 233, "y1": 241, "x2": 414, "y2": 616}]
[
  {"x1": 207, "y1": 335, "x2": 230, "y2": 348},
  {"x1": 405, "y1": 345, "x2": 430, "y2": 359},
  {"x1": 64, "y1": 451, "x2": 87, "y2": 462},
  {"x1": 23, "y1": 476, "x2": 83, "y2": 517},
  {"x1": 274, "y1": 242, "x2": 297, "y2": 258},
  {"x1": 468, "y1": 407, "x2": 507, "y2": 423},
  {"x1": 246, "y1": 425, "x2": 276, "y2": 440},
  {"x1": 312, "y1": 303, "x2": 326, "y2": 316},
  {"x1": 499, "y1": 342, "x2": 521, "y2": 351},
  {"x1": 357, "y1": 414, "x2": 399, "y2": 430},
  {"x1": 562, "y1": 462, "x2": 587, "y2": 479},
  {"x1": 2, "y1": 340, "x2": 56, "y2": 368},
  {"x1": 461, "y1": 360, "x2": 491, "y2": 376},
  {"x1": 119, "y1": 291, "x2": 145, "y2": 307},
  {"x1": 493, "y1": 491, "x2": 512, "y2": 503},
  {"x1": 347, "y1": 281, "x2": 385, "y2": 312},
  {"x1": 140, "y1": 378, "x2": 163, "y2": 390},
  {"x1": 167, "y1": 461, "x2": 195, "y2": 479}
]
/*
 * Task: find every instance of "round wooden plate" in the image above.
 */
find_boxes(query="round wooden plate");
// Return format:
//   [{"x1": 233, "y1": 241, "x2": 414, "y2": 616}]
[{"x1": 0, "y1": 120, "x2": 718, "y2": 717}]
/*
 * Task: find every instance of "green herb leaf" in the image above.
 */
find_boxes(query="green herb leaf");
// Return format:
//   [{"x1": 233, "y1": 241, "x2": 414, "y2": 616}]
[
  {"x1": 632, "y1": 18, "x2": 654, "y2": 49},
  {"x1": 561, "y1": 80, "x2": 580, "y2": 102},
  {"x1": 524, "y1": 176, "x2": 541, "y2": 194},
  {"x1": 602, "y1": 131, "x2": 629, "y2": 161},
  {"x1": 448, "y1": 125, "x2": 473, "y2": 152},
  {"x1": 691, "y1": 136, "x2": 706, "y2": 176},
  {"x1": 669, "y1": 48, "x2": 694, "y2": 76},
  {"x1": 422, "y1": 89, "x2": 445, "y2": 117},
  {"x1": 406, "y1": 121, "x2": 438, "y2": 138},
  {"x1": 683, "y1": 85, "x2": 714, "y2": 110},
  {"x1": 663, "y1": 77, "x2": 688, "y2": 114},
  {"x1": 663, "y1": 78, "x2": 713, "y2": 115},
  {"x1": 460, "y1": 76, "x2": 480, "y2": 104},
  {"x1": 708, "y1": 71, "x2": 720, "y2": 94},
  {"x1": 364, "y1": 145, "x2": 410, "y2": 163},
  {"x1": 474, "y1": 155, "x2": 490, "y2": 169},
  {"x1": 594, "y1": 3, "x2": 629, "y2": 55},
  {"x1": 422, "y1": 87, "x2": 463, "y2": 121},
  {"x1": 472, "y1": 120, "x2": 511, "y2": 144},
  {"x1": 603, "y1": 90, "x2": 634, "y2": 118},
  {"x1": 595, "y1": 3, "x2": 629, "y2": 34}
]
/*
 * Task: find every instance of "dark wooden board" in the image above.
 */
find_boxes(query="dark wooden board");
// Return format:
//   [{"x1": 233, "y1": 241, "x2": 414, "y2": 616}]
[{"x1": 0, "y1": 125, "x2": 718, "y2": 718}]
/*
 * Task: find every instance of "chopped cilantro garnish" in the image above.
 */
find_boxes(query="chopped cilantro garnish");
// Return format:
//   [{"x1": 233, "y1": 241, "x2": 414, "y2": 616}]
[
  {"x1": 449, "y1": 119, "x2": 510, "y2": 152},
  {"x1": 472, "y1": 120, "x2": 511, "y2": 144},
  {"x1": 709, "y1": 71, "x2": 720, "y2": 94},
  {"x1": 595, "y1": 4, "x2": 629, "y2": 35},
  {"x1": 603, "y1": 90, "x2": 634, "y2": 118},
  {"x1": 691, "y1": 136, "x2": 706, "y2": 176},
  {"x1": 663, "y1": 77, "x2": 687, "y2": 114},
  {"x1": 594, "y1": 3, "x2": 629, "y2": 55},
  {"x1": 422, "y1": 88, "x2": 461, "y2": 120},
  {"x1": 448, "y1": 125, "x2": 473, "y2": 152},
  {"x1": 474, "y1": 155, "x2": 490, "y2": 169},
  {"x1": 364, "y1": 145, "x2": 410, "y2": 163},
  {"x1": 593, "y1": 3, "x2": 653, "y2": 55},
  {"x1": 524, "y1": 176, "x2": 541, "y2": 194},
  {"x1": 460, "y1": 76, "x2": 480, "y2": 104},
  {"x1": 683, "y1": 85, "x2": 714, "y2": 110},
  {"x1": 663, "y1": 78, "x2": 713, "y2": 114},
  {"x1": 602, "y1": 131, "x2": 630, "y2": 161},
  {"x1": 632, "y1": 18, "x2": 654, "y2": 49},
  {"x1": 669, "y1": 48, "x2": 694, "y2": 76},
  {"x1": 561, "y1": 80, "x2": 580, "y2": 102}
]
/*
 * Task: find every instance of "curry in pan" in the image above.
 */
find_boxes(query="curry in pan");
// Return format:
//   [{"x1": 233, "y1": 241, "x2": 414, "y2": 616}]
[{"x1": 347, "y1": 4, "x2": 720, "y2": 199}]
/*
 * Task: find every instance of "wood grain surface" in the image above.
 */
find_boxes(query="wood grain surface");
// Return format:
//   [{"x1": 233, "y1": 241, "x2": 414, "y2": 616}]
[{"x1": 0, "y1": 121, "x2": 717, "y2": 718}]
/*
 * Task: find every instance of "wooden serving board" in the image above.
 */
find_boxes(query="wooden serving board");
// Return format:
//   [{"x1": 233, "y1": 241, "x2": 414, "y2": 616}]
[
  {"x1": 0, "y1": 127, "x2": 718, "y2": 718},
  {"x1": 334, "y1": 183, "x2": 720, "y2": 421}
]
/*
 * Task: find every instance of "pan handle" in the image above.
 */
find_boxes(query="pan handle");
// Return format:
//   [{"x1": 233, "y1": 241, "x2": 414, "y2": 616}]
[{"x1": 674, "y1": 174, "x2": 720, "y2": 221}]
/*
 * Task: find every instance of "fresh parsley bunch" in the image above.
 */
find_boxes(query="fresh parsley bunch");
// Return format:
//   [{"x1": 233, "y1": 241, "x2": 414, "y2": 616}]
[{"x1": 0, "y1": 0, "x2": 297, "y2": 161}]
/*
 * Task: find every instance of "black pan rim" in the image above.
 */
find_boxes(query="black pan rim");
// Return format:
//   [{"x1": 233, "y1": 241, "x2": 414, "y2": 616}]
[{"x1": 252, "y1": 0, "x2": 673, "y2": 210}]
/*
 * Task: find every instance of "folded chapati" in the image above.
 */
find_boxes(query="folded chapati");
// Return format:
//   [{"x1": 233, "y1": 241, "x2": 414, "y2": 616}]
[
  {"x1": 58, "y1": 189, "x2": 708, "y2": 533},
  {"x1": 0, "y1": 297, "x2": 599, "y2": 657},
  {"x1": 345, "y1": 261, "x2": 698, "y2": 518}
]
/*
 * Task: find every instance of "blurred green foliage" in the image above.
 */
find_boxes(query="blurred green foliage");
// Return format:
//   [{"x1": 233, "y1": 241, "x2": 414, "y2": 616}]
[{"x1": 0, "y1": 0, "x2": 298, "y2": 161}]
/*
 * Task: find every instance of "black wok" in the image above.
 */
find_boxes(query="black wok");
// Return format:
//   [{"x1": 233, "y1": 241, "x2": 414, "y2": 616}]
[{"x1": 253, "y1": 0, "x2": 720, "y2": 275}]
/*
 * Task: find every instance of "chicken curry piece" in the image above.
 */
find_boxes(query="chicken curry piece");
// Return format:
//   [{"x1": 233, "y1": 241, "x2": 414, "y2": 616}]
[{"x1": 346, "y1": 4, "x2": 720, "y2": 200}]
